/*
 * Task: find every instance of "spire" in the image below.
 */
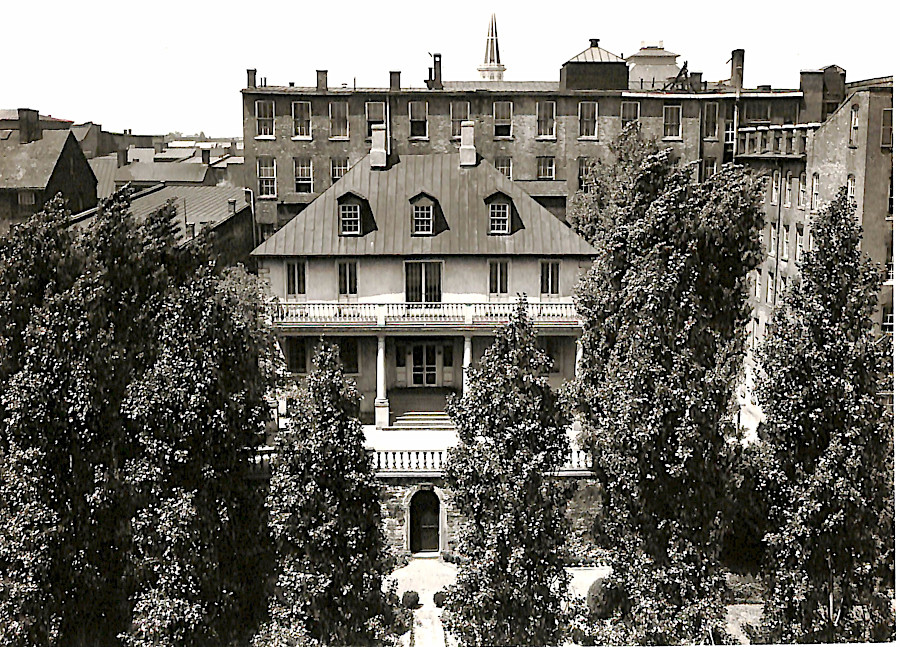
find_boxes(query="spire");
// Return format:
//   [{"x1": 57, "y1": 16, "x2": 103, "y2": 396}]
[{"x1": 478, "y1": 13, "x2": 506, "y2": 81}]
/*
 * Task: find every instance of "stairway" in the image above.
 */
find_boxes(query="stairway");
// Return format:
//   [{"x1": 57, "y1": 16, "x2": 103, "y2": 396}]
[{"x1": 388, "y1": 411, "x2": 455, "y2": 430}]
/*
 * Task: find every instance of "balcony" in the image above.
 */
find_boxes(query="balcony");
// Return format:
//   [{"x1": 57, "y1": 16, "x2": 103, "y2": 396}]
[{"x1": 269, "y1": 301, "x2": 582, "y2": 331}]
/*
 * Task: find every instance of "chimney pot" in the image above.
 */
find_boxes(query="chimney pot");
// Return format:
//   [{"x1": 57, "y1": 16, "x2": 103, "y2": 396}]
[
  {"x1": 370, "y1": 123, "x2": 387, "y2": 169},
  {"x1": 390, "y1": 71, "x2": 401, "y2": 91},
  {"x1": 201, "y1": 148, "x2": 211, "y2": 165},
  {"x1": 316, "y1": 70, "x2": 328, "y2": 92},
  {"x1": 589, "y1": 38, "x2": 599, "y2": 48},
  {"x1": 227, "y1": 198, "x2": 237, "y2": 214},
  {"x1": 289, "y1": 81, "x2": 294, "y2": 87},
  {"x1": 459, "y1": 120, "x2": 476, "y2": 167},
  {"x1": 17, "y1": 108, "x2": 41, "y2": 144},
  {"x1": 247, "y1": 68, "x2": 257, "y2": 88}
]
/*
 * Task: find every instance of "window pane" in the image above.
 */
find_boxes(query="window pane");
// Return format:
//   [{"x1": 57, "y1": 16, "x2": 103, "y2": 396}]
[
  {"x1": 579, "y1": 102, "x2": 597, "y2": 138},
  {"x1": 406, "y1": 262, "x2": 422, "y2": 302},
  {"x1": 330, "y1": 101, "x2": 348, "y2": 138},
  {"x1": 537, "y1": 101, "x2": 555, "y2": 137},
  {"x1": 424, "y1": 262, "x2": 441, "y2": 302},
  {"x1": 293, "y1": 102, "x2": 311, "y2": 137}
]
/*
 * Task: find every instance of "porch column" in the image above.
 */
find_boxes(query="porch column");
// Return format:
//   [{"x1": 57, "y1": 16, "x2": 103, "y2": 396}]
[
  {"x1": 462, "y1": 335, "x2": 473, "y2": 396},
  {"x1": 375, "y1": 335, "x2": 390, "y2": 428},
  {"x1": 575, "y1": 336, "x2": 584, "y2": 379}
]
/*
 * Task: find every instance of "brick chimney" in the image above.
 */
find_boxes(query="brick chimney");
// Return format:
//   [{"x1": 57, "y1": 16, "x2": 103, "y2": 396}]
[
  {"x1": 433, "y1": 54, "x2": 443, "y2": 90},
  {"x1": 17, "y1": 108, "x2": 41, "y2": 144},
  {"x1": 117, "y1": 149, "x2": 128, "y2": 168},
  {"x1": 247, "y1": 68, "x2": 257, "y2": 88},
  {"x1": 201, "y1": 148, "x2": 211, "y2": 165},
  {"x1": 316, "y1": 70, "x2": 328, "y2": 92},
  {"x1": 370, "y1": 123, "x2": 387, "y2": 169},
  {"x1": 228, "y1": 198, "x2": 237, "y2": 214},
  {"x1": 689, "y1": 72, "x2": 703, "y2": 92},
  {"x1": 459, "y1": 120, "x2": 476, "y2": 166},
  {"x1": 390, "y1": 71, "x2": 401, "y2": 91},
  {"x1": 730, "y1": 49, "x2": 744, "y2": 91}
]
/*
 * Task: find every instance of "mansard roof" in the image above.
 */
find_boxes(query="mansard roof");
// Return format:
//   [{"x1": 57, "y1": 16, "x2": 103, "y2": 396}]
[{"x1": 252, "y1": 154, "x2": 598, "y2": 257}]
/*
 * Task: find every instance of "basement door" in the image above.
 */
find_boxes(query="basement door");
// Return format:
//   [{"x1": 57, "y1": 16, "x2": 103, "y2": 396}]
[{"x1": 410, "y1": 489, "x2": 440, "y2": 553}]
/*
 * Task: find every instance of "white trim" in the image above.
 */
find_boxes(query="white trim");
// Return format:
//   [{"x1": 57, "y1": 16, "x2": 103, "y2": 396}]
[
  {"x1": 663, "y1": 104, "x2": 682, "y2": 140},
  {"x1": 328, "y1": 100, "x2": 349, "y2": 140},
  {"x1": 408, "y1": 100, "x2": 429, "y2": 139},
  {"x1": 291, "y1": 100, "x2": 312, "y2": 139},
  {"x1": 493, "y1": 100, "x2": 513, "y2": 138},
  {"x1": 578, "y1": 101, "x2": 599, "y2": 139},
  {"x1": 536, "y1": 100, "x2": 556, "y2": 139}
]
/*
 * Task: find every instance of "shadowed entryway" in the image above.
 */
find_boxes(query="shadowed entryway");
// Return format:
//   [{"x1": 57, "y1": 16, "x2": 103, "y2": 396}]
[{"x1": 409, "y1": 489, "x2": 440, "y2": 553}]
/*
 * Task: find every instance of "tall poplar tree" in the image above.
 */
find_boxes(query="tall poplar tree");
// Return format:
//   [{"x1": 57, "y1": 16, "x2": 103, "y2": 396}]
[{"x1": 753, "y1": 189, "x2": 894, "y2": 642}]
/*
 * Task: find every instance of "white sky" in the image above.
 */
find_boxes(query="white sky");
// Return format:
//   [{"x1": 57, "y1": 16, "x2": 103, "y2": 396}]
[{"x1": 3, "y1": 0, "x2": 893, "y2": 138}]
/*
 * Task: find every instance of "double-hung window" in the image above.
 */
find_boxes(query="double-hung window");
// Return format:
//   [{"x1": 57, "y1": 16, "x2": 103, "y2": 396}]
[
  {"x1": 847, "y1": 174, "x2": 856, "y2": 202},
  {"x1": 451, "y1": 101, "x2": 470, "y2": 138},
  {"x1": 771, "y1": 170, "x2": 780, "y2": 205},
  {"x1": 579, "y1": 101, "x2": 598, "y2": 138},
  {"x1": 294, "y1": 158, "x2": 313, "y2": 193},
  {"x1": 489, "y1": 260, "x2": 508, "y2": 296},
  {"x1": 331, "y1": 157, "x2": 349, "y2": 184},
  {"x1": 796, "y1": 225, "x2": 804, "y2": 262},
  {"x1": 768, "y1": 224, "x2": 777, "y2": 256},
  {"x1": 725, "y1": 120, "x2": 735, "y2": 145},
  {"x1": 703, "y1": 103, "x2": 719, "y2": 139},
  {"x1": 781, "y1": 225, "x2": 790, "y2": 261},
  {"x1": 258, "y1": 157, "x2": 276, "y2": 197},
  {"x1": 784, "y1": 172, "x2": 792, "y2": 207},
  {"x1": 329, "y1": 101, "x2": 348, "y2": 139},
  {"x1": 495, "y1": 156, "x2": 512, "y2": 179},
  {"x1": 255, "y1": 100, "x2": 274, "y2": 137},
  {"x1": 754, "y1": 270, "x2": 761, "y2": 299},
  {"x1": 292, "y1": 101, "x2": 311, "y2": 138},
  {"x1": 799, "y1": 173, "x2": 807, "y2": 209},
  {"x1": 540, "y1": 260, "x2": 560, "y2": 296},
  {"x1": 365, "y1": 101, "x2": 385, "y2": 138},
  {"x1": 537, "y1": 156, "x2": 555, "y2": 180},
  {"x1": 621, "y1": 101, "x2": 639, "y2": 128},
  {"x1": 405, "y1": 261, "x2": 442, "y2": 302},
  {"x1": 578, "y1": 158, "x2": 593, "y2": 192},
  {"x1": 286, "y1": 260, "x2": 306, "y2": 297},
  {"x1": 849, "y1": 105, "x2": 859, "y2": 146},
  {"x1": 811, "y1": 173, "x2": 820, "y2": 210},
  {"x1": 882, "y1": 108, "x2": 893, "y2": 148},
  {"x1": 663, "y1": 105, "x2": 682, "y2": 139},
  {"x1": 338, "y1": 261, "x2": 358, "y2": 297},
  {"x1": 17, "y1": 190, "x2": 35, "y2": 206},
  {"x1": 536, "y1": 101, "x2": 556, "y2": 138},
  {"x1": 413, "y1": 204, "x2": 433, "y2": 235},
  {"x1": 702, "y1": 158, "x2": 717, "y2": 181},
  {"x1": 767, "y1": 271, "x2": 775, "y2": 304},
  {"x1": 340, "y1": 203, "x2": 361, "y2": 235},
  {"x1": 493, "y1": 101, "x2": 512, "y2": 137},
  {"x1": 489, "y1": 202, "x2": 510, "y2": 234},
  {"x1": 409, "y1": 101, "x2": 428, "y2": 138}
]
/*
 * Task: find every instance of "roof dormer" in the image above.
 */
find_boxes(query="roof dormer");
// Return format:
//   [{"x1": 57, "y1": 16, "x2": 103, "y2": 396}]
[
  {"x1": 409, "y1": 191, "x2": 448, "y2": 236},
  {"x1": 484, "y1": 191, "x2": 520, "y2": 235},
  {"x1": 337, "y1": 190, "x2": 375, "y2": 236}
]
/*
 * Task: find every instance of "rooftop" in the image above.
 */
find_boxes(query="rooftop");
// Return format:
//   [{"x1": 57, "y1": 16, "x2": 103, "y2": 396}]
[
  {"x1": 0, "y1": 130, "x2": 73, "y2": 189},
  {"x1": 115, "y1": 161, "x2": 211, "y2": 185}
]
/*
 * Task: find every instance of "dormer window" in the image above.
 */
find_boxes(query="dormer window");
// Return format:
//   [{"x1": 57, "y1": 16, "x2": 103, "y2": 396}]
[
  {"x1": 489, "y1": 203, "x2": 510, "y2": 234},
  {"x1": 340, "y1": 203, "x2": 361, "y2": 235},
  {"x1": 413, "y1": 204, "x2": 433, "y2": 235}
]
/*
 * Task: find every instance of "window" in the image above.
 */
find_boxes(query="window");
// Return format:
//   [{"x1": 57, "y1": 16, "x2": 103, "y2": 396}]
[
  {"x1": 785, "y1": 131, "x2": 793, "y2": 154},
  {"x1": 540, "y1": 260, "x2": 560, "y2": 296},
  {"x1": 759, "y1": 131, "x2": 768, "y2": 152},
  {"x1": 663, "y1": 105, "x2": 682, "y2": 139},
  {"x1": 409, "y1": 101, "x2": 428, "y2": 138},
  {"x1": 578, "y1": 158, "x2": 594, "y2": 192},
  {"x1": 489, "y1": 203, "x2": 510, "y2": 234},
  {"x1": 413, "y1": 204, "x2": 433, "y2": 235},
  {"x1": 493, "y1": 101, "x2": 512, "y2": 137},
  {"x1": 538, "y1": 337, "x2": 560, "y2": 373},
  {"x1": 703, "y1": 103, "x2": 719, "y2": 139},
  {"x1": 847, "y1": 174, "x2": 856, "y2": 202},
  {"x1": 751, "y1": 317, "x2": 760, "y2": 349},
  {"x1": 771, "y1": 170, "x2": 780, "y2": 205},
  {"x1": 882, "y1": 305, "x2": 893, "y2": 334},
  {"x1": 849, "y1": 105, "x2": 859, "y2": 146},
  {"x1": 767, "y1": 271, "x2": 775, "y2": 304},
  {"x1": 537, "y1": 101, "x2": 556, "y2": 138},
  {"x1": 537, "y1": 156, "x2": 555, "y2": 180},
  {"x1": 337, "y1": 338, "x2": 359, "y2": 373},
  {"x1": 621, "y1": 101, "x2": 640, "y2": 128},
  {"x1": 338, "y1": 261, "x2": 358, "y2": 296},
  {"x1": 799, "y1": 173, "x2": 807, "y2": 209},
  {"x1": 811, "y1": 174, "x2": 820, "y2": 211},
  {"x1": 784, "y1": 172, "x2": 792, "y2": 207},
  {"x1": 782, "y1": 225, "x2": 790, "y2": 260},
  {"x1": 773, "y1": 131, "x2": 782, "y2": 154},
  {"x1": 293, "y1": 158, "x2": 312, "y2": 193},
  {"x1": 331, "y1": 157, "x2": 349, "y2": 184},
  {"x1": 286, "y1": 260, "x2": 306, "y2": 296},
  {"x1": 745, "y1": 102, "x2": 770, "y2": 122},
  {"x1": 292, "y1": 101, "x2": 311, "y2": 138},
  {"x1": 882, "y1": 108, "x2": 893, "y2": 148},
  {"x1": 754, "y1": 270, "x2": 761, "y2": 299},
  {"x1": 17, "y1": 190, "x2": 35, "y2": 206},
  {"x1": 887, "y1": 243, "x2": 894, "y2": 281},
  {"x1": 768, "y1": 223, "x2": 777, "y2": 255},
  {"x1": 889, "y1": 174, "x2": 893, "y2": 216},
  {"x1": 340, "y1": 203, "x2": 360, "y2": 235},
  {"x1": 725, "y1": 120, "x2": 735, "y2": 145},
  {"x1": 258, "y1": 157, "x2": 276, "y2": 197},
  {"x1": 489, "y1": 260, "x2": 508, "y2": 296},
  {"x1": 365, "y1": 101, "x2": 385, "y2": 138},
  {"x1": 796, "y1": 225, "x2": 804, "y2": 262},
  {"x1": 579, "y1": 101, "x2": 598, "y2": 138},
  {"x1": 495, "y1": 156, "x2": 512, "y2": 179},
  {"x1": 329, "y1": 101, "x2": 348, "y2": 138},
  {"x1": 285, "y1": 338, "x2": 307, "y2": 373},
  {"x1": 255, "y1": 100, "x2": 274, "y2": 137},
  {"x1": 186, "y1": 223, "x2": 195, "y2": 239},
  {"x1": 451, "y1": 101, "x2": 470, "y2": 138},
  {"x1": 405, "y1": 261, "x2": 442, "y2": 302},
  {"x1": 702, "y1": 157, "x2": 717, "y2": 181}
]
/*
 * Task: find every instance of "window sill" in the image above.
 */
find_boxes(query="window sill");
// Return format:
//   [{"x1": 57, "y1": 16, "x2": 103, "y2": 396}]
[
  {"x1": 258, "y1": 195, "x2": 278, "y2": 200},
  {"x1": 536, "y1": 136, "x2": 557, "y2": 141},
  {"x1": 662, "y1": 136, "x2": 683, "y2": 142},
  {"x1": 254, "y1": 135, "x2": 276, "y2": 141},
  {"x1": 493, "y1": 135, "x2": 513, "y2": 140},
  {"x1": 409, "y1": 136, "x2": 429, "y2": 142},
  {"x1": 577, "y1": 136, "x2": 599, "y2": 141},
  {"x1": 703, "y1": 137, "x2": 720, "y2": 142},
  {"x1": 291, "y1": 136, "x2": 313, "y2": 141},
  {"x1": 329, "y1": 137, "x2": 350, "y2": 141}
]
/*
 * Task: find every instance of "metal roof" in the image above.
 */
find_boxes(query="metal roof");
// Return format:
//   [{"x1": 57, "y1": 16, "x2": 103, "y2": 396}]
[
  {"x1": 115, "y1": 162, "x2": 211, "y2": 184},
  {"x1": 0, "y1": 130, "x2": 71, "y2": 189},
  {"x1": 568, "y1": 45, "x2": 625, "y2": 64},
  {"x1": 442, "y1": 81, "x2": 560, "y2": 92},
  {"x1": 253, "y1": 153, "x2": 598, "y2": 258},
  {"x1": 89, "y1": 156, "x2": 118, "y2": 199}
]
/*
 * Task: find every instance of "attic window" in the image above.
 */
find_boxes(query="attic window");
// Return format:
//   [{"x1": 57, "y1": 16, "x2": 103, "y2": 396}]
[
  {"x1": 17, "y1": 190, "x2": 35, "y2": 206},
  {"x1": 489, "y1": 202, "x2": 510, "y2": 234},
  {"x1": 340, "y1": 203, "x2": 361, "y2": 235},
  {"x1": 413, "y1": 204, "x2": 433, "y2": 235}
]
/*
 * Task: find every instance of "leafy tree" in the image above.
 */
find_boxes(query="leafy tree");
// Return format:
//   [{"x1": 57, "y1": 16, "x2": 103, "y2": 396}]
[
  {"x1": 441, "y1": 300, "x2": 574, "y2": 646},
  {"x1": 752, "y1": 189, "x2": 894, "y2": 643},
  {"x1": 573, "y1": 125, "x2": 765, "y2": 643},
  {"x1": 253, "y1": 342, "x2": 399, "y2": 647}
]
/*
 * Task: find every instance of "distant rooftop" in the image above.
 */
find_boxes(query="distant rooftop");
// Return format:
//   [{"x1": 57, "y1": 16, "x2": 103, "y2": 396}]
[{"x1": 0, "y1": 130, "x2": 73, "y2": 189}]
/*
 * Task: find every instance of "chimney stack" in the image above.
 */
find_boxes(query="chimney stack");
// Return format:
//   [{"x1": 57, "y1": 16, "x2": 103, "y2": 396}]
[
  {"x1": 370, "y1": 123, "x2": 387, "y2": 169},
  {"x1": 689, "y1": 72, "x2": 703, "y2": 92},
  {"x1": 589, "y1": 38, "x2": 599, "y2": 48},
  {"x1": 228, "y1": 198, "x2": 237, "y2": 215},
  {"x1": 17, "y1": 108, "x2": 41, "y2": 144},
  {"x1": 390, "y1": 71, "x2": 401, "y2": 91},
  {"x1": 247, "y1": 68, "x2": 257, "y2": 88},
  {"x1": 433, "y1": 54, "x2": 443, "y2": 90},
  {"x1": 731, "y1": 49, "x2": 745, "y2": 91},
  {"x1": 116, "y1": 149, "x2": 128, "y2": 168},
  {"x1": 316, "y1": 70, "x2": 328, "y2": 92},
  {"x1": 201, "y1": 148, "x2": 211, "y2": 165},
  {"x1": 459, "y1": 120, "x2": 476, "y2": 166}
]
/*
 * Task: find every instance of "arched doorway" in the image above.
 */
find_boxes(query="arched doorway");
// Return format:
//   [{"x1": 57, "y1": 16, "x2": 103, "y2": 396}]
[{"x1": 409, "y1": 489, "x2": 440, "y2": 553}]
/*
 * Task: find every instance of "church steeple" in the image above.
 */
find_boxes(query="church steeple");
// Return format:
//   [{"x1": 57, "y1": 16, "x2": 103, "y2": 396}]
[{"x1": 478, "y1": 13, "x2": 506, "y2": 81}]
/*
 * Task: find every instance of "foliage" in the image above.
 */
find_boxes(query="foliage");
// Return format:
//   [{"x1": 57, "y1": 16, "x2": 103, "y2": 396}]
[
  {"x1": 401, "y1": 591, "x2": 420, "y2": 609},
  {"x1": 441, "y1": 299, "x2": 574, "y2": 646},
  {"x1": 0, "y1": 190, "x2": 273, "y2": 646},
  {"x1": 752, "y1": 189, "x2": 894, "y2": 643},
  {"x1": 572, "y1": 124, "x2": 765, "y2": 644},
  {"x1": 252, "y1": 343, "x2": 400, "y2": 647}
]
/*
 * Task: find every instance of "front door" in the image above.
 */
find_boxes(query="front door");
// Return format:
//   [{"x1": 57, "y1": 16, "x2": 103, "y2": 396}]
[
  {"x1": 410, "y1": 490, "x2": 440, "y2": 553},
  {"x1": 411, "y1": 343, "x2": 438, "y2": 386}
]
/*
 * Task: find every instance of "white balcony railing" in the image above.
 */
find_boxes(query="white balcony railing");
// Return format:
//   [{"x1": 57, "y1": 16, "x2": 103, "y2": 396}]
[{"x1": 270, "y1": 302, "x2": 580, "y2": 328}]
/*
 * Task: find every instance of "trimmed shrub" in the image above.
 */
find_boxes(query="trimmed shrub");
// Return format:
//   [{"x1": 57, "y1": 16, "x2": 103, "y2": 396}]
[
  {"x1": 586, "y1": 577, "x2": 628, "y2": 621},
  {"x1": 433, "y1": 591, "x2": 447, "y2": 608},
  {"x1": 401, "y1": 591, "x2": 420, "y2": 609}
]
